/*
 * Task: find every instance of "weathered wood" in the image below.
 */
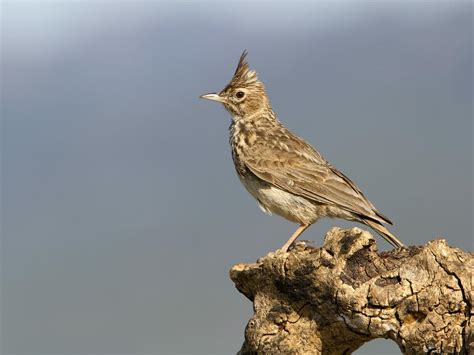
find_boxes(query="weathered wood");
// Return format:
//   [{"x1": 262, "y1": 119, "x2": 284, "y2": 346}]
[{"x1": 230, "y1": 227, "x2": 472, "y2": 354}]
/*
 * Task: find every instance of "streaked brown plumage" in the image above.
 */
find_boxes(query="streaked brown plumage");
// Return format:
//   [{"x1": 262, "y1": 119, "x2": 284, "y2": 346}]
[{"x1": 201, "y1": 51, "x2": 404, "y2": 251}]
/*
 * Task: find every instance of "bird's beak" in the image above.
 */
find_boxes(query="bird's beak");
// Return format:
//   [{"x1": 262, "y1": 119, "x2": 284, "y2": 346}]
[{"x1": 200, "y1": 93, "x2": 226, "y2": 103}]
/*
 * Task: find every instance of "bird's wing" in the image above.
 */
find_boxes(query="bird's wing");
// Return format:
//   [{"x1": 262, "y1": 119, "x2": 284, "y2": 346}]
[{"x1": 242, "y1": 133, "x2": 391, "y2": 225}]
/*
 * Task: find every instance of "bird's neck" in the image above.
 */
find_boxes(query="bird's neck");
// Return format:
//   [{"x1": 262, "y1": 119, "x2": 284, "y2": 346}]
[
  {"x1": 232, "y1": 103, "x2": 278, "y2": 126},
  {"x1": 229, "y1": 105, "x2": 280, "y2": 163}
]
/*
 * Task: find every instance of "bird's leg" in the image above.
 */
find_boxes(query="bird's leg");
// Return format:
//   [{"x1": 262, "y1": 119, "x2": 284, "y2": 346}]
[{"x1": 280, "y1": 224, "x2": 310, "y2": 252}]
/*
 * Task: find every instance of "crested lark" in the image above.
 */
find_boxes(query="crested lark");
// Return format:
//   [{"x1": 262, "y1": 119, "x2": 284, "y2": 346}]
[{"x1": 201, "y1": 51, "x2": 404, "y2": 252}]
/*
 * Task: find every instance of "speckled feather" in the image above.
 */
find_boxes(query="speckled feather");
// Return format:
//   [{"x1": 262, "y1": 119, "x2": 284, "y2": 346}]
[{"x1": 203, "y1": 51, "x2": 403, "y2": 248}]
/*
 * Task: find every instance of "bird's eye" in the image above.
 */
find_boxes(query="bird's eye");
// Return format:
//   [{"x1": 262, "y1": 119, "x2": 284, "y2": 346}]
[{"x1": 235, "y1": 91, "x2": 245, "y2": 99}]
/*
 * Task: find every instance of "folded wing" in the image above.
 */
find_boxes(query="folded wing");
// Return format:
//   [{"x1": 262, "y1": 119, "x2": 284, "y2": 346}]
[{"x1": 242, "y1": 132, "x2": 392, "y2": 226}]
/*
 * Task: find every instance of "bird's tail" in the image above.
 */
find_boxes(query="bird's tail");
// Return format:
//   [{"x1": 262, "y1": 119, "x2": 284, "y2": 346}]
[{"x1": 363, "y1": 219, "x2": 404, "y2": 248}]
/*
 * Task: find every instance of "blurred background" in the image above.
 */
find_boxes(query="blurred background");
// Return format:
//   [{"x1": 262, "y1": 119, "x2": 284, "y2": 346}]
[{"x1": 2, "y1": 1, "x2": 472, "y2": 354}]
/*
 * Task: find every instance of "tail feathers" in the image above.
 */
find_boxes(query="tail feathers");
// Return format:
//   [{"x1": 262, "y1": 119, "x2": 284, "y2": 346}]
[
  {"x1": 374, "y1": 210, "x2": 393, "y2": 225},
  {"x1": 363, "y1": 219, "x2": 404, "y2": 248}
]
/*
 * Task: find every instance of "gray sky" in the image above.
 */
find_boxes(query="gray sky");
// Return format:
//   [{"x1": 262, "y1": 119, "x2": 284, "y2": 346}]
[{"x1": 2, "y1": 1, "x2": 472, "y2": 354}]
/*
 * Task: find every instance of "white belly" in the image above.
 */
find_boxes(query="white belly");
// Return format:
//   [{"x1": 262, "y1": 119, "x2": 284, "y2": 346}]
[
  {"x1": 238, "y1": 173, "x2": 357, "y2": 225},
  {"x1": 238, "y1": 174, "x2": 322, "y2": 225}
]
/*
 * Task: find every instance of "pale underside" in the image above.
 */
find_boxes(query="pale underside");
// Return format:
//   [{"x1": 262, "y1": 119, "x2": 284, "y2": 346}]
[{"x1": 239, "y1": 172, "x2": 358, "y2": 226}]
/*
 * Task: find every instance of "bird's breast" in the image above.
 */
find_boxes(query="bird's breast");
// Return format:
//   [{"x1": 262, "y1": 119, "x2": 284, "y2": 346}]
[{"x1": 229, "y1": 121, "x2": 257, "y2": 174}]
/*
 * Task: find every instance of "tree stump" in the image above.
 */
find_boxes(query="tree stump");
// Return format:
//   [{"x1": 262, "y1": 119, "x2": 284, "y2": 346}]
[{"x1": 230, "y1": 227, "x2": 472, "y2": 354}]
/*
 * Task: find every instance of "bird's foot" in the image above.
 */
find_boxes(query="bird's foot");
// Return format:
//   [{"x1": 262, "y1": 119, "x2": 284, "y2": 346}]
[{"x1": 280, "y1": 240, "x2": 313, "y2": 253}]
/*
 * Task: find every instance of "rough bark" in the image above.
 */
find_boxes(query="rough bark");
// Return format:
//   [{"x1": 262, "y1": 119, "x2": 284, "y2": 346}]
[{"x1": 230, "y1": 227, "x2": 472, "y2": 354}]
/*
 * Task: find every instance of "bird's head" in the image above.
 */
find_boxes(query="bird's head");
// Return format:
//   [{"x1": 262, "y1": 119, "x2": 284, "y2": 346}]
[{"x1": 200, "y1": 51, "x2": 269, "y2": 118}]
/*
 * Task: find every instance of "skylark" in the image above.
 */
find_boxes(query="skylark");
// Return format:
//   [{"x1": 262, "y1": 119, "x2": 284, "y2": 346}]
[{"x1": 201, "y1": 51, "x2": 404, "y2": 251}]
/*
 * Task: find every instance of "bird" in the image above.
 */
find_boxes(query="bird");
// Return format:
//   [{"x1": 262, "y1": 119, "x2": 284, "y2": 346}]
[{"x1": 200, "y1": 51, "x2": 404, "y2": 252}]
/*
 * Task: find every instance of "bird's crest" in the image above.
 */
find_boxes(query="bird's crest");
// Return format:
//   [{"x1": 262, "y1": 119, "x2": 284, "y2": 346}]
[{"x1": 229, "y1": 51, "x2": 259, "y2": 88}]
